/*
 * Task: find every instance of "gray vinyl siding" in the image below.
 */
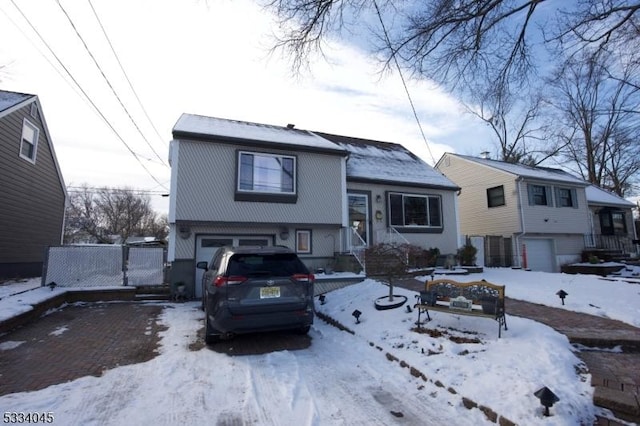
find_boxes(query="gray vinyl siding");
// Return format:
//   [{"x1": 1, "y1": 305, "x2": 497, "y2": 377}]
[
  {"x1": 172, "y1": 139, "x2": 343, "y2": 224},
  {"x1": 0, "y1": 103, "x2": 65, "y2": 273},
  {"x1": 519, "y1": 180, "x2": 590, "y2": 234},
  {"x1": 346, "y1": 181, "x2": 459, "y2": 254},
  {"x1": 437, "y1": 155, "x2": 521, "y2": 236},
  {"x1": 172, "y1": 223, "x2": 338, "y2": 260}
]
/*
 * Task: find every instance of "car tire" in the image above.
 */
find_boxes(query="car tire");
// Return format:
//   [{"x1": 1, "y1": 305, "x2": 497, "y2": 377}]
[{"x1": 204, "y1": 313, "x2": 220, "y2": 345}]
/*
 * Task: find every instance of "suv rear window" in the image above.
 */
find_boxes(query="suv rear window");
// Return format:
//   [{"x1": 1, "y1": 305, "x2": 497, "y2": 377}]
[{"x1": 227, "y1": 253, "x2": 308, "y2": 277}]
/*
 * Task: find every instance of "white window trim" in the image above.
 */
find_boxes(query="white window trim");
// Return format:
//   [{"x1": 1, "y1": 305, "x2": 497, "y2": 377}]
[
  {"x1": 19, "y1": 118, "x2": 39, "y2": 164},
  {"x1": 237, "y1": 151, "x2": 297, "y2": 195},
  {"x1": 295, "y1": 229, "x2": 312, "y2": 254}
]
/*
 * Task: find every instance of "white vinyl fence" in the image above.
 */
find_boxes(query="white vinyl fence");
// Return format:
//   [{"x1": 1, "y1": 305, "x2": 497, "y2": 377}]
[{"x1": 42, "y1": 245, "x2": 166, "y2": 288}]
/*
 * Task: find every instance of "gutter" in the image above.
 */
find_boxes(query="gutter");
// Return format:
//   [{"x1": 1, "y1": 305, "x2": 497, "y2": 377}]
[{"x1": 514, "y1": 177, "x2": 527, "y2": 268}]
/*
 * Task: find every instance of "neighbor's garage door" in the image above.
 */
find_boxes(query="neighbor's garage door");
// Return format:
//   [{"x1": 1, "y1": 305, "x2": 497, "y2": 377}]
[
  {"x1": 194, "y1": 235, "x2": 273, "y2": 298},
  {"x1": 522, "y1": 239, "x2": 555, "y2": 272}
]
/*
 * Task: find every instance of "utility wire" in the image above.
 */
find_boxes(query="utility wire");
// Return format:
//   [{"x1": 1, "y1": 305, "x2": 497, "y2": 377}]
[
  {"x1": 372, "y1": 0, "x2": 437, "y2": 165},
  {"x1": 9, "y1": 0, "x2": 167, "y2": 190},
  {"x1": 88, "y1": 0, "x2": 168, "y2": 148},
  {"x1": 55, "y1": 0, "x2": 168, "y2": 167}
]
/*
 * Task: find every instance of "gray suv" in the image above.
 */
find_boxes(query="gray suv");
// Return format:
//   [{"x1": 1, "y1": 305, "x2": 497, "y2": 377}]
[{"x1": 196, "y1": 246, "x2": 314, "y2": 344}]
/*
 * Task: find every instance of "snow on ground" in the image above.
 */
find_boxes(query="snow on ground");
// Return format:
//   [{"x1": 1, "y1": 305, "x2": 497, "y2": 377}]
[{"x1": 1, "y1": 266, "x2": 639, "y2": 425}]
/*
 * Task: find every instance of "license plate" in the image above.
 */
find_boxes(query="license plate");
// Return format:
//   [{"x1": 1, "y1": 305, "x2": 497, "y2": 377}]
[{"x1": 260, "y1": 286, "x2": 280, "y2": 299}]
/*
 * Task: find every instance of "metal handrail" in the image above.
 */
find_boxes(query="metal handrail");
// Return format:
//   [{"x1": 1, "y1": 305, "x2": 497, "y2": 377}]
[{"x1": 377, "y1": 227, "x2": 410, "y2": 245}]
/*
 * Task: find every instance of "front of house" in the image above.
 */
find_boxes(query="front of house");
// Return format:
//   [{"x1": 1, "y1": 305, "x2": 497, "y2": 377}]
[
  {"x1": 167, "y1": 114, "x2": 460, "y2": 296},
  {"x1": 436, "y1": 153, "x2": 592, "y2": 272},
  {"x1": 436, "y1": 153, "x2": 639, "y2": 271}
]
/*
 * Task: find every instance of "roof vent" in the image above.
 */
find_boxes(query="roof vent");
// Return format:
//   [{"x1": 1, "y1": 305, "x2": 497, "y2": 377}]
[
  {"x1": 480, "y1": 151, "x2": 490, "y2": 159},
  {"x1": 286, "y1": 123, "x2": 295, "y2": 129}
]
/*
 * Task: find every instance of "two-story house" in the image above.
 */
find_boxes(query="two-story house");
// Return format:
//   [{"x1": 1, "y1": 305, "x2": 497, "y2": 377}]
[
  {"x1": 168, "y1": 114, "x2": 460, "y2": 296},
  {"x1": 436, "y1": 153, "x2": 592, "y2": 272},
  {"x1": 0, "y1": 90, "x2": 67, "y2": 279}
]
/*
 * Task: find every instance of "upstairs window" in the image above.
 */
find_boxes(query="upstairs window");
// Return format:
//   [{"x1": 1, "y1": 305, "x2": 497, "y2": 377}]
[
  {"x1": 527, "y1": 184, "x2": 551, "y2": 206},
  {"x1": 236, "y1": 151, "x2": 297, "y2": 203},
  {"x1": 20, "y1": 119, "x2": 39, "y2": 163},
  {"x1": 487, "y1": 185, "x2": 505, "y2": 208},
  {"x1": 556, "y1": 187, "x2": 577, "y2": 208},
  {"x1": 388, "y1": 193, "x2": 442, "y2": 230}
]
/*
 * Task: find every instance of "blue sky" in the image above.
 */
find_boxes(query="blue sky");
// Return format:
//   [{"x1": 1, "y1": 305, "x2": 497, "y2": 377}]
[{"x1": 0, "y1": 0, "x2": 495, "y2": 213}]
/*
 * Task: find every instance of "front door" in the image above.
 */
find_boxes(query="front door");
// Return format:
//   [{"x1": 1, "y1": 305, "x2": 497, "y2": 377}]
[{"x1": 348, "y1": 193, "x2": 369, "y2": 248}]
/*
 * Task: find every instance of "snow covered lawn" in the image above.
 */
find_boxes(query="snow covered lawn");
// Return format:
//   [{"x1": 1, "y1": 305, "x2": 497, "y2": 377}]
[{"x1": 1, "y1": 266, "x2": 639, "y2": 425}]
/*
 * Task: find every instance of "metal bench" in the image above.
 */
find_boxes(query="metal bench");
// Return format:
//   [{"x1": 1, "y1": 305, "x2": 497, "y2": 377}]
[{"x1": 415, "y1": 278, "x2": 508, "y2": 338}]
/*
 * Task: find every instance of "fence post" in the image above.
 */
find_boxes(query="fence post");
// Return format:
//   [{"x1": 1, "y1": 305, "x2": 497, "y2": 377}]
[
  {"x1": 122, "y1": 245, "x2": 129, "y2": 286},
  {"x1": 41, "y1": 246, "x2": 50, "y2": 287}
]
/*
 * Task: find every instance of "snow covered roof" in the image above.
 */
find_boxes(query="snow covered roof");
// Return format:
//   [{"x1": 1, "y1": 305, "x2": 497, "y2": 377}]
[
  {"x1": 448, "y1": 153, "x2": 588, "y2": 186},
  {"x1": 585, "y1": 185, "x2": 636, "y2": 208},
  {"x1": 316, "y1": 132, "x2": 459, "y2": 189},
  {"x1": 0, "y1": 90, "x2": 34, "y2": 117},
  {"x1": 173, "y1": 114, "x2": 347, "y2": 155}
]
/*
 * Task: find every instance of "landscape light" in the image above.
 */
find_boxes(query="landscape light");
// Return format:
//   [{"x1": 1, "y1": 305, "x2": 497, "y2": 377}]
[
  {"x1": 318, "y1": 294, "x2": 326, "y2": 305},
  {"x1": 534, "y1": 386, "x2": 559, "y2": 417},
  {"x1": 47, "y1": 281, "x2": 57, "y2": 291},
  {"x1": 556, "y1": 289, "x2": 568, "y2": 305},
  {"x1": 352, "y1": 309, "x2": 362, "y2": 324}
]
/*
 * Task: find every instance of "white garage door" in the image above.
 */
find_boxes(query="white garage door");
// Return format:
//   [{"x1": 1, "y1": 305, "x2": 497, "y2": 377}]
[
  {"x1": 194, "y1": 235, "x2": 273, "y2": 298},
  {"x1": 522, "y1": 239, "x2": 555, "y2": 272}
]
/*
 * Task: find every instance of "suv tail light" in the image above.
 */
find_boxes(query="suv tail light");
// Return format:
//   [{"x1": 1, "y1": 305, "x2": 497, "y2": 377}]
[
  {"x1": 292, "y1": 273, "x2": 315, "y2": 283},
  {"x1": 214, "y1": 276, "x2": 247, "y2": 287}
]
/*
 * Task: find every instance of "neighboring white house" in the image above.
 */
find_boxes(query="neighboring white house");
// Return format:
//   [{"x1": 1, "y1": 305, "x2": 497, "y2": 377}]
[
  {"x1": 436, "y1": 153, "x2": 592, "y2": 272},
  {"x1": 167, "y1": 114, "x2": 460, "y2": 296}
]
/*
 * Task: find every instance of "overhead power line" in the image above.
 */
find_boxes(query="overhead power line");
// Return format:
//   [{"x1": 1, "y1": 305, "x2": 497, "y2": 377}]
[
  {"x1": 8, "y1": 0, "x2": 168, "y2": 190},
  {"x1": 87, "y1": 0, "x2": 168, "y2": 148},
  {"x1": 372, "y1": 0, "x2": 437, "y2": 165},
  {"x1": 55, "y1": 0, "x2": 168, "y2": 167}
]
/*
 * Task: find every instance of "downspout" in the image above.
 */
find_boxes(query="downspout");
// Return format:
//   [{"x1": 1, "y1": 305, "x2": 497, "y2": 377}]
[{"x1": 514, "y1": 177, "x2": 527, "y2": 268}]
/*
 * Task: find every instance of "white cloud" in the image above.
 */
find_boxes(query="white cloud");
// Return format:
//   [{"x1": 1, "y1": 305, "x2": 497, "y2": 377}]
[{"x1": 0, "y1": 0, "x2": 494, "y2": 214}]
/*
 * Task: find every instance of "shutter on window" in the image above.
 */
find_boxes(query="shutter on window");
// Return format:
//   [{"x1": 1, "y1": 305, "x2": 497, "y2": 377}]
[{"x1": 571, "y1": 188, "x2": 578, "y2": 208}]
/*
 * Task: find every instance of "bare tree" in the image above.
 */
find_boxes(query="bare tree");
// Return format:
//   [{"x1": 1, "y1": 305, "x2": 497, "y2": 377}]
[
  {"x1": 266, "y1": 0, "x2": 640, "y2": 97},
  {"x1": 549, "y1": 52, "x2": 640, "y2": 196},
  {"x1": 65, "y1": 185, "x2": 168, "y2": 244},
  {"x1": 464, "y1": 85, "x2": 556, "y2": 164}
]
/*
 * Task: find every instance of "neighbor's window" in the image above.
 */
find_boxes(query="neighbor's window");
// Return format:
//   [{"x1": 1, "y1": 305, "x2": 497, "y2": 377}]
[
  {"x1": 487, "y1": 185, "x2": 505, "y2": 208},
  {"x1": 556, "y1": 187, "x2": 577, "y2": 208},
  {"x1": 528, "y1": 184, "x2": 551, "y2": 206},
  {"x1": 20, "y1": 118, "x2": 39, "y2": 163},
  {"x1": 296, "y1": 230, "x2": 311, "y2": 254},
  {"x1": 388, "y1": 193, "x2": 442, "y2": 229},
  {"x1": 599, "y1": 210, "x2": 627, "y2": 235},
  {"x1": 236, "y1": 151, "x2": 297, "y2": 202}
]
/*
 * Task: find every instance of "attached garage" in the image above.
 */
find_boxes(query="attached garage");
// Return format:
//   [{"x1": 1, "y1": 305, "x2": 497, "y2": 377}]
[
  {"x1": 522, "y1": 239, "x2": 555, "y2": 272},
  {"x1": 194, "y1": 234, "x2": 274, "y2": 298}
]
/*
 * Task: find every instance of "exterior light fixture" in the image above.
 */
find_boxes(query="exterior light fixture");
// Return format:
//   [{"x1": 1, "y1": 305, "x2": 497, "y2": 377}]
[
  {"x1": 47, "y1": 281, "x2": 57, "y2": 291},
  {"x1": 279, "y1": 227, "x2": 290, "y2": 240},
  {"x1": 352, "y1": 309, "x2": 362, "y2": 323},
  {"x1": 556, "y1": 289, "x2": 568, "y2": 305},
  {"x1": 318, "y1": 294, "x2": 326, "y2": 305},
  {"x1": 534, "y1": 386, "x2": 559, "y2": 417},
  {"x1": 375, "y1": 194, "x2": 382, "y2": 203}
]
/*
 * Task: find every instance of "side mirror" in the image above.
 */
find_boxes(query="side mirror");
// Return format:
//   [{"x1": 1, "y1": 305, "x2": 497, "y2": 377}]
[{"x1": 196, "y1": 261, "x2": 209, "y2": 270}]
